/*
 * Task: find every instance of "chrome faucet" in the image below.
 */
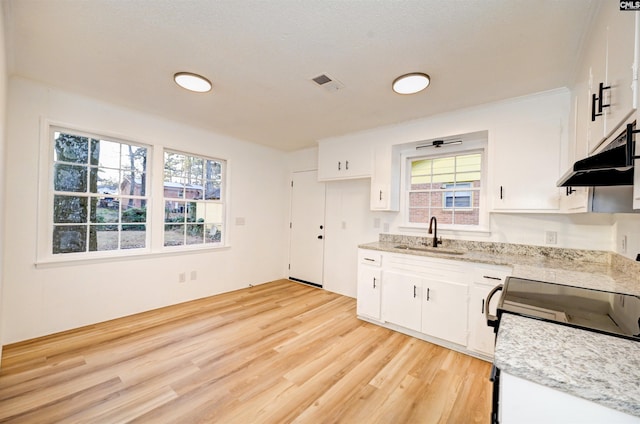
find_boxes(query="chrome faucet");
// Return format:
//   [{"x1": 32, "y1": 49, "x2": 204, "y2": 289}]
[{"x1": 428, "y1": 216, "x2": 442, "y2": 248}]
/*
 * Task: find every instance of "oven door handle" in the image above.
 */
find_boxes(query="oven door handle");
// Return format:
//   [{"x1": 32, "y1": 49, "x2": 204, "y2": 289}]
[{"x1": 485, "y1": 284, "x2": 503, "y2": 329}]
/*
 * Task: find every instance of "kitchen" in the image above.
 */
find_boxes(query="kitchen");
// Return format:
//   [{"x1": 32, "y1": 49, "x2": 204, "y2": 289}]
[{"x1": 1, "y1": 0, "x2": 640, "y2": 422}]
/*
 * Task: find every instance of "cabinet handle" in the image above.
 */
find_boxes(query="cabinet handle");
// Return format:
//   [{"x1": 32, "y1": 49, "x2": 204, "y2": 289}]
[
  {"x1": 598, "y1": 82, "x2": 611, "y2": 114},
  {"x1": 413, "y1": 285, "x2": 417, "y2": 298},
  {"x1": 591, "y1": 92, "x2": 599, "y2": 122},
  {"x1": 345, "y1": 160, "x2": 349, "y2": 170},
  {"x1": 426, "y1": 287, "x2": 430, "y2": 301},
  {"x1": 481, "y1": 299, "x2": 485, "y2": 314},
  {"x1": 483, "y1": 275, "x2": 502, "y2": 281},
  {"x1": 338, "y1": 161, "x2": 341, "y2": 171},
  {"x1": 566, "y1": 186, "x2": 576, "y2": 196},
  {"x1": 364, "y1": 258, "x2": 375, "y2": 262},
  {"x1": 373, "y1": 277, "x2": 376, "y2": 289},
  {"x1": 499, "y1": 186, "x2": 503, "y2": 199},
  {"x1": 379, "y1": 190, "x2": 382, "y2": 201}
]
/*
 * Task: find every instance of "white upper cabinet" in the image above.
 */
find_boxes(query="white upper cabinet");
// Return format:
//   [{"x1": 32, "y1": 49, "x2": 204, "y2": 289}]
[
  {"x1": 370, "y1": 144, "x2": 400, "y2": 211},
  {"x1": 317, "y1": 139, "x2": 372, "y2": 181},
  {"x1": 581, "y1": 4, "x2": 638, "y2": 153},
  {"x1": 490, "y1": 117, "x2": 564, "y2": 212}
]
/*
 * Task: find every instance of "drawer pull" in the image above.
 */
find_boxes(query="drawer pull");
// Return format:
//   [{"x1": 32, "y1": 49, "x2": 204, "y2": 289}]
[
  {"x1": 413, "y1": 285, "x2": 417, "y2": 298},
  {"x1": 483, "y1": 275, "x2": 502, "y2": 281},
  {"x1": 373, "y1": 277, "x2": 376, "y2": 289},
  {"x1": 426, "y1": 287, "x2": 430, "y2": 301},
  {"x1": 364, "y1": 258, "x2": 376, "y2": 262}
]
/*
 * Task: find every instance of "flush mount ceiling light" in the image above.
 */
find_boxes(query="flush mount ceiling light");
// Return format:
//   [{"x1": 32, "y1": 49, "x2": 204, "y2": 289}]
[
  {"x1": 174, "y1": 72, "x2": 212, "y2": 93},
  {"x1": 392, "y1": 72, "x2": 430, "y2": 94}
]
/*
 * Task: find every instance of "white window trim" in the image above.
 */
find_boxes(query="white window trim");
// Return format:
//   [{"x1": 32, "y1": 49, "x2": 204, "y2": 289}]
[
  {"x1": 399, "y1": 136, "x2": 489, "y2": 233},
  {"x1": 36, "y1": 119, "x2": 230, "y2": 266}
]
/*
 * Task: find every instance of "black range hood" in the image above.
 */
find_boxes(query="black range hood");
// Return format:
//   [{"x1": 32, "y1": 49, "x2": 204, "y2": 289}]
[{"x1": 557, "y1": 122, "x2": 637, "y2": 187}]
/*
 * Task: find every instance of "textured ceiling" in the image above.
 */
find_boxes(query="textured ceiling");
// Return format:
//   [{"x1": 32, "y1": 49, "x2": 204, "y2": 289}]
[{"x1": 4, "y1": 0, "x2": 596, "y2": 151}]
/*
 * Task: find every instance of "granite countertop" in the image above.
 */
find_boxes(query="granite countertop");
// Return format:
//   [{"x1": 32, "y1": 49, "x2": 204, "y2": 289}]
[
  {"x1": 494, "y1": 313, "x2": 640, "y2": 418},
  {"x1": 359, "y1": 237, "x2": 640, "y2": 296}
]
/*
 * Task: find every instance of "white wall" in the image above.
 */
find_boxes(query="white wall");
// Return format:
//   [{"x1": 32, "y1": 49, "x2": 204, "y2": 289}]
[
  {"x1": 2, "y1": 77, "x2": 289, "y2": 344},
  {"x1": 0, "y1": 3, "x2": 8, "y2": 360},
  {"x1": 613, "y1": 214, "x2": 640, "y2": 260}
]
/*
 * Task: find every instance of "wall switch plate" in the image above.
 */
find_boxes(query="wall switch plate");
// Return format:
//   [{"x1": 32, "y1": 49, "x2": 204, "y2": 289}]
[
  {"x1": 545, "y1": 231, "x2": 557, "y2": 245},
  {"x1": 178, "y1": 272, "x2": 186, "y2": 283},
  {"x1": 621, "y1": 235, "x2": 628, "y2": 253}
]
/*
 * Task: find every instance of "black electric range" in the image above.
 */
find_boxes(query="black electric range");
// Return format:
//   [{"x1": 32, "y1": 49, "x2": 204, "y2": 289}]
[{"x1": 486, "y1": 276, "x2": 640, "y2": 341}]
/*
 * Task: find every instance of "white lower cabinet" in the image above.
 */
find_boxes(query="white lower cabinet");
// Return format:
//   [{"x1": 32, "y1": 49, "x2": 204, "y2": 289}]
[
  {"x1": 467, "y1": 265, "x2": 511, "y2": 357},
  {"x1": 356, "y1": 251, "x2": 382, "y2": 321},
  {"x1": 381, "y1": 271, "x2": 423, "y2": 332},
  {"x1": 422, "y1": 279, "x2": 468, "y2": 346},
  {"x1": 357, "y1": 248, "x2": 512, "y2": 359}
]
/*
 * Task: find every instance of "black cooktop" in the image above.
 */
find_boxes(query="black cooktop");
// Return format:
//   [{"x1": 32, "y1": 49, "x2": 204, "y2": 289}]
[{"x1": 497, "y1": 277, "x2": 640, "y2": 341}]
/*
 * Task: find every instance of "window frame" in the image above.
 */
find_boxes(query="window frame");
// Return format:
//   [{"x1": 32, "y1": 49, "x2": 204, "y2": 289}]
[
  {"x1": 400, "y1": 137, "x2": 488, "y2": 233},
  {"x1": 162, "y1": 149, "x2": 227, "y2": 250},
  {"x1": 36, "y1": 121, "x2": 231, "y2": 265}
]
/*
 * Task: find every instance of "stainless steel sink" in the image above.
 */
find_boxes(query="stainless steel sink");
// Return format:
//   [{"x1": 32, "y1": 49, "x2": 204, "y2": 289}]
[{"x1": 393, "y1": 245, "x2": 465, "y2": 255}]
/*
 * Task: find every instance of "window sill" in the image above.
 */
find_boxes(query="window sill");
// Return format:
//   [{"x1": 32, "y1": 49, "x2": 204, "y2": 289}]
[{"x1": 35, "y1": 244, "x2": 231, "y2": 268}]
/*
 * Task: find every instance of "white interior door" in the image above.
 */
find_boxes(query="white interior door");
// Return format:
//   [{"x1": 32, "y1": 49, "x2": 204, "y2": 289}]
[{"x1": 289, "y1": 170, "x2": 325, "y2": 287}]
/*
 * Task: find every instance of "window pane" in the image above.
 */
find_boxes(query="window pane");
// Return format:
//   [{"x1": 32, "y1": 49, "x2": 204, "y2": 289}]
[
  {"x1": 186, "y1": 224, "x2": 204, "y2": 245},
  {"x1": 456, "y1": 154, "x2": 482, "y2": 173},
  {"x1": 122, "y1": 225, "x2": 146, "y2": 249},
  {"x1": 185, "y1": 184, "x2": 203, "y2": 200},
  {"x1": 54, "y1": 195, "x2": 87, "y2": 223},
  {"x1": 188, "y1": 157, "x2": 204, "y2": 182},
  {"x1": 205, "y1": 181, "x2": 221, "y2": 200},
  {"x1": 93, "y1": 168, "x2": 120, "y2": 195},
  {"x1": 89, "y1": 225, "x2": 118, "y2": 252},
  {"x1": 164, "y1": 181, "x2": 184, "y2": 198},
  {"x1": 93, "y1": 196, "x2": 119, "y2": 223},
  {"x1": 164, "y1": 152, "x2": 186, "y2": 178},
  {"x1": 205, "y1": 203, "x2": 224, "y2": 223},
  {"x1": 122, "y1": 145, "x2": 147, "y2": 173},
  {"x1": 54, "y1": 133, "x2": 89, "y2": 164},
  {"x1": 53, "y1": 225, "x2": 86, "y2": 253},
  {"x1": 121, "y1": 204, "x2": 146, "y2": 227},
  {"x1": 95, "y1": 140, "x2": 121, "y2": 168},
  {"x1": 165, "y1": 201, "x2": 185, "y2": 223},
  {"x1": 409, "y1": 207, "x2": 430, "y2": 224},
  {"x1": 164, "y1": 224, "x2": 184, "y2": 246},
  {"x1": 205, "y1": 223, "x2": 222, "y2": 243},
  {"x1": 54, "y1": 164, "x2": 87, "y2": 192}
]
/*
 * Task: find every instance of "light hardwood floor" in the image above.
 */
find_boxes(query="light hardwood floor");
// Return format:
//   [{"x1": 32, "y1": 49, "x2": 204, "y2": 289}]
[{"x1": 0, "y1": 279, "x2": 492, "y2": 423}]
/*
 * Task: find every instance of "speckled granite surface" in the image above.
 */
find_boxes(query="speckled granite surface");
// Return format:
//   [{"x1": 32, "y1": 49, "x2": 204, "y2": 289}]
[
  {"x1": 359, "y1": 235, "x2": 640, "y2": 295},
  {"x1": 494, "y1": 313, "x2": 640, "y2": 418}
]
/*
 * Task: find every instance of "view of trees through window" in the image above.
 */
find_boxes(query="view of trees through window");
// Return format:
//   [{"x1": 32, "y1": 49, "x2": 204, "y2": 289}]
[
  {"x1": 408, "y1": 152, "x2": 482, "y2": 226},
  {"x1": 163, "y1": 151, "x2": 224, "y2": 247},
  {"x1": 52, "y1": 130, "x2": 148, "y2": 254}
]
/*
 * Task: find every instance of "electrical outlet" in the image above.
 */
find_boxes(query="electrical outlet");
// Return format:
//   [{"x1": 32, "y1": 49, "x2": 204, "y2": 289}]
[
  {"x1": 190, "y1": 270, "x2": 197, "y2": 280},
  {"x1": 545, "y1": 231, "x2": 557, "y2": 245},
  {"x1": 621, "y1": 235, "x2": 628, "y2": 253},
  {"x1": 178, "y1": 272, "x2": 186, "y2": 283}
]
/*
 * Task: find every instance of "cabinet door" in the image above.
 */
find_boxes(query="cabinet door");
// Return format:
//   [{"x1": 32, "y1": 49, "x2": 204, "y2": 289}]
[
  {"x1": 422, "y1": 279, "x2": 468, "y2": 346},
  {"x1": 382, "y1": 271, "x2": 422, "y2": 332},
  {"x1": 602, "y1": 6, "x2": 637, "y2": 139},
  {"x1": 491, "y1": 118, "x2": 563, "y2": 211},
  {"x1": 318, "y1": 140, "x2": 372, "y2": 181},
  {"x1": 467, "y1": 283, "x2": 497, "y2": 356},
  {"x1": 357, "y1": 266, "x2": 382, "y2": 320}
]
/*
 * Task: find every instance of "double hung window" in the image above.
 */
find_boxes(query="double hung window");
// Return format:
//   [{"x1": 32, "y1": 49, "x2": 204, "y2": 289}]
[
  {"x1": 407, "y1": 152, "x2": 482, "y2": 227},
  {"x1": 163, "y1": 151, "x2": 225, "y2": 247},
  {"x1": 51, "y1": 129, "x2": 149, "y2": 255}
]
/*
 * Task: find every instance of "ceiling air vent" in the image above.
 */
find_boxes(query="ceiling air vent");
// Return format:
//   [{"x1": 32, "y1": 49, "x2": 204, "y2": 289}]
[{"x1": 311, "y1": 73, "x2": 344, "y2": 92}]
